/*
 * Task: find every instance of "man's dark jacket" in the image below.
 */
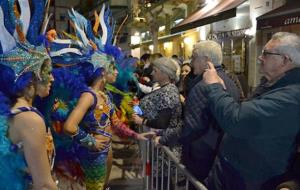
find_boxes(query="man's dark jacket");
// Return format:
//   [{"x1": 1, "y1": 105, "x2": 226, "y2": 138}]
[
  {"x1": 180, "y1": 66, "x2": 240, "y2": 180},
  {"x1": 203, "y1": 68, "x2": 300, "y2": 190}
]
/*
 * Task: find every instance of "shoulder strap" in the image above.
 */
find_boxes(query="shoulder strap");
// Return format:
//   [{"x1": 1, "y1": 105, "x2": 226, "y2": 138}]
[
  {"x1": 10, "y1": 106, "x2": 47, "y2": 132},
  {"x1": 10, "y1": 107, "x2": 43, "y2": 118}
]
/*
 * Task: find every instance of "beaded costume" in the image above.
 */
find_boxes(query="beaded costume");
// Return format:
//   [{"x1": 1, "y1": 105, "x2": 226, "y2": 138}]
[
  {"x1": 41, "y1": 4, "x2": 139, "y2": 190},
  {"x1": 75, "y1": 90, "x2": 132, "y2": 190}
]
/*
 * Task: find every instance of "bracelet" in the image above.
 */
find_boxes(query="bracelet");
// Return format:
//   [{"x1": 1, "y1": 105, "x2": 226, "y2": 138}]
[
  {"x1": 78, "y1": 134, "x2": 96, "y2": 148},
  {"x1": 72, "y1": 128, "x2": 96, "y2": 149}
]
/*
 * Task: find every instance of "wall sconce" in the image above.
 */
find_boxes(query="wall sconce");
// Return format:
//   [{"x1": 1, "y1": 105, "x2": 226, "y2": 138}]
[
  {"x1": 131, "y1": 35, "x2": 141, "y2": 45},
  {"x1": 184, "y1": 37, "x2": 192, "y2": 44},
  {"x1": 163, "y1": 42, "x2": 172, "y2": 50},
  {"x1": 149, "y1": 45, "x2": 154, "y2": 51}
]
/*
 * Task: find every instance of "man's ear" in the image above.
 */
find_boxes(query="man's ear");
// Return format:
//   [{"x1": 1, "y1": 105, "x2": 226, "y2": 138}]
[
  {"x1": 281, "y1": 55, "x2": 291, "y2": 67},
  {"x1": 281, "y1": 55, "x2": 294, "y2": 70},
  {"x1": 204, "y1": 56, "x2": 211, "y2": 62},
  {"x1": 284, "y1": 55, "x2": 292, "y2": 63}
]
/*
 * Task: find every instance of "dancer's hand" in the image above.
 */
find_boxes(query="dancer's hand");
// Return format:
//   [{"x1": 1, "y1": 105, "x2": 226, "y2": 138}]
[
  {"x1": 93, "y1": 134, "x2": 111, "y2": 151},
  {"x1": 180, "y1": 94, "x2": 185, "y2": 103},
  {"x1": 132, "y1": 114, "x2": 143, "y2": 125},
  {"x1": 154, "y1": 136, "x2": 161, "y2": 146},
  {"x1": 137, "y1": 131, "x2": 156, "y2": 141},
  {"x1": 136, "y1": 134, "x2": 148, "y2": 141}
]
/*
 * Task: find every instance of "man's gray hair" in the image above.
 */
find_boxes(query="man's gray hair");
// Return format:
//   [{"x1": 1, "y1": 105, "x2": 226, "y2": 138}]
[
  {"x1": 193, "y1": 40, "x2": 223, "y2": 66},
  {"x1": 272, "y1": 32, "x2": 300, "y2": 66},
  {"x1": 152, "y1": 57, "x2": 180, "y2": 82}
]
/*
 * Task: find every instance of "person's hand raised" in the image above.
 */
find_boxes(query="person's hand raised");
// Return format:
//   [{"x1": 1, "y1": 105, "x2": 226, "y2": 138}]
[
  {"x1": 154, "y1": 136, "x2": 161, "y2": 146},
  {"x1": 203, "y1": 61, "x2": 226, "y2": 89}
]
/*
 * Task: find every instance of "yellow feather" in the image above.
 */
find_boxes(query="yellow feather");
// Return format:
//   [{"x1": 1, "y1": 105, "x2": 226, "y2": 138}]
[
  {"x1": 62, "y1": 31, "x2": 79, "y2": 41},
  {"x1": 93, "y1": 11, "x2": 100, "y2": 36}
]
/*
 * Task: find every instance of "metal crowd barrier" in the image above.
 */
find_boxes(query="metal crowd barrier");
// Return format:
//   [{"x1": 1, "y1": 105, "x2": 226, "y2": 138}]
[{"x1": 143, "y1": 140, "x2": 208, "y2": 190}]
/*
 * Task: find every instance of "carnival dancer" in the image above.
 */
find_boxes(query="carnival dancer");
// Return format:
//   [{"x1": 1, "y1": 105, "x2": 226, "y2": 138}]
[
  {"x1": 44, "y1": 6, "x2": 149, "y2": 190},
  {"x1": 0, "y1": 0, "x2": 56, "y2": 189}
]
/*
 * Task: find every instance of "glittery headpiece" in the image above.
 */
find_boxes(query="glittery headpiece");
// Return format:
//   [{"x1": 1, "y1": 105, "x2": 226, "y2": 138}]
[
  {"x1": 0, "y1": 0, "x2": 51, "y2": 81},
  {"x1": 0, "y1": 43, "x2": 50, "y2": 80}
]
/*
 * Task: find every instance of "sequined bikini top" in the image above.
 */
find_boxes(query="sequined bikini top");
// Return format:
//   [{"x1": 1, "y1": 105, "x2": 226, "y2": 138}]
[{"x1": 81, "y1": 90, "x2": 115, "y2": 131}]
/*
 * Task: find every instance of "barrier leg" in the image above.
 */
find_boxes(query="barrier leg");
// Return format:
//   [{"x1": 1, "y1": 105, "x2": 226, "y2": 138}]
[
  {"x1": 145, "y1": 140, "x2": 151, "y2": 190},
  {"x1": 156, "y1": 147, "x2": 159, "y2": 190},
  {"x1": 167, "y1": 159, "x2": 171, "y2": 190}
]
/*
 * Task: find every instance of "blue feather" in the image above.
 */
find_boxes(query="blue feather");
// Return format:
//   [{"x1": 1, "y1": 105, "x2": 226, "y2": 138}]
[
  {"x1": 104, "y1": 44, "x2": 124, "y2": 61},
  {"x1": 94, "y1": 37, "x2": 104, "y2": 51},
  {"x1": 68, "y1": 9, "x2": 92, "y2": 47},
  {"x1": 114, "y1": 57, "x2": 138, "y2": 91},
  {"x1": 1, "y1": 0, "x2": 16, "y2": 35},
  {"x1": 85, "y1": 20, "x2": 95, "y2": 42},
  {"x1": 27, "y1": 0, "x2": 46, "y2": 45},
  {"x1": 104, "y1": 5, "x2": 113, "y2": 45}
]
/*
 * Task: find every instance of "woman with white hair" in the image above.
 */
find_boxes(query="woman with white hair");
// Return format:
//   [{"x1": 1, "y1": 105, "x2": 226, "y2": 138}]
[
  {"x1": 132, "y1": 57, "x2": 182, "y2": 190},
  {"x1": 132, "y1": 57, "x2": 182, "y2": 146}
]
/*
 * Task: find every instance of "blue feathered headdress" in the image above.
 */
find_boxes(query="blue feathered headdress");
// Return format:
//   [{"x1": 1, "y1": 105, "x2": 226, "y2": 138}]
[
  {"x1": 47, "y1": 4, "x2": 118, "y2": 73},
  {"x1": 0, "y1": 0, "x2": 51, "y2": 81},
  {"x1": 46, "y1": 4, "x2": 138, "y2": 91}
]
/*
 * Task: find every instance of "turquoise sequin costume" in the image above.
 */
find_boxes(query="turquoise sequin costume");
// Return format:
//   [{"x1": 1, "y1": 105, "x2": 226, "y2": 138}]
[{"x1": 0, "y1": 0, "x2": 53, "y2": 189}]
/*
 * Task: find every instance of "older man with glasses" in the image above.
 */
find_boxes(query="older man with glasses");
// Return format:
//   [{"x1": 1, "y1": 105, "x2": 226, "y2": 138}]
[{"x1": 201, "y1": 32, "x2": 300, "y2": 190}]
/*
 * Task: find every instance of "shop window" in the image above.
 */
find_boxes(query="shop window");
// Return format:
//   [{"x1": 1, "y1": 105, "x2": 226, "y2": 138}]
[{"x1": 214, "y1": 35, "x2": 249, "y2": 96}]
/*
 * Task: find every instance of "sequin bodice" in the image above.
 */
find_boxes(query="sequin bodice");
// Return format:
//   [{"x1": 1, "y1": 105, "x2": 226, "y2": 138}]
[{"x1": 81, "y1": 91, "x2": 115, "y2": 134}]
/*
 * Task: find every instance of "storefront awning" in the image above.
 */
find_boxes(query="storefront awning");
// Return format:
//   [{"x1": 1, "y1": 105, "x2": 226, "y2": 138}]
[
  {"x1": 171, "y1": 0, "x2": 246, "y2": 34},
  {"x1": 257, "y1": 1, "x2": 300, "y2": 30}
]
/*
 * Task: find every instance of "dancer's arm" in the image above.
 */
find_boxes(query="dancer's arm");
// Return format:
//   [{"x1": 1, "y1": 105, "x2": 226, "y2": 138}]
[
  {"x1": 111, "y1": 112, "x2": 147, "y2": 140},
  {"x1": 64, "y1": 92, "x2": 109, "y2": 150},
  {"x1": 64, "y1": 92, "x2": 94, "y2": 135}
]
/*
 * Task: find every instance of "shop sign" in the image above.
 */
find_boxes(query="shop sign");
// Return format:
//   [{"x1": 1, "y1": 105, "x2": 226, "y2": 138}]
[
  {"x1": 208, "y1": 29, "x2": 247, "y2": 40},
  {"x1": 258, "y1": 12, "x2": 300, "y2": 29},
  {"x1": 284, "y1": 16, "x2": 300, "y2": 25}
]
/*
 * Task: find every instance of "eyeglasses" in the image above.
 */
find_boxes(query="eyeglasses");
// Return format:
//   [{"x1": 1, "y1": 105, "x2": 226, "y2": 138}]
[
  {"x1": 261, "y1": 50, "x2": 293, "y2": 62},
  {"x1": 261, "y1": 50, "x2": 283, "y2": 57}
]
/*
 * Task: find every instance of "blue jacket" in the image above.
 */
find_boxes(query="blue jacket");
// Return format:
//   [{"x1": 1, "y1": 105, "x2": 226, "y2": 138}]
[{"x1": 203, "y1": 68, "x2": 300, "y2": 184}]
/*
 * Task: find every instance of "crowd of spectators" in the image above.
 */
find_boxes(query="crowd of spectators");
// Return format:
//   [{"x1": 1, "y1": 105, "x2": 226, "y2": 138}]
[{"x1": 130, "y1": 32, "x2": 300, "y2": 190}]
